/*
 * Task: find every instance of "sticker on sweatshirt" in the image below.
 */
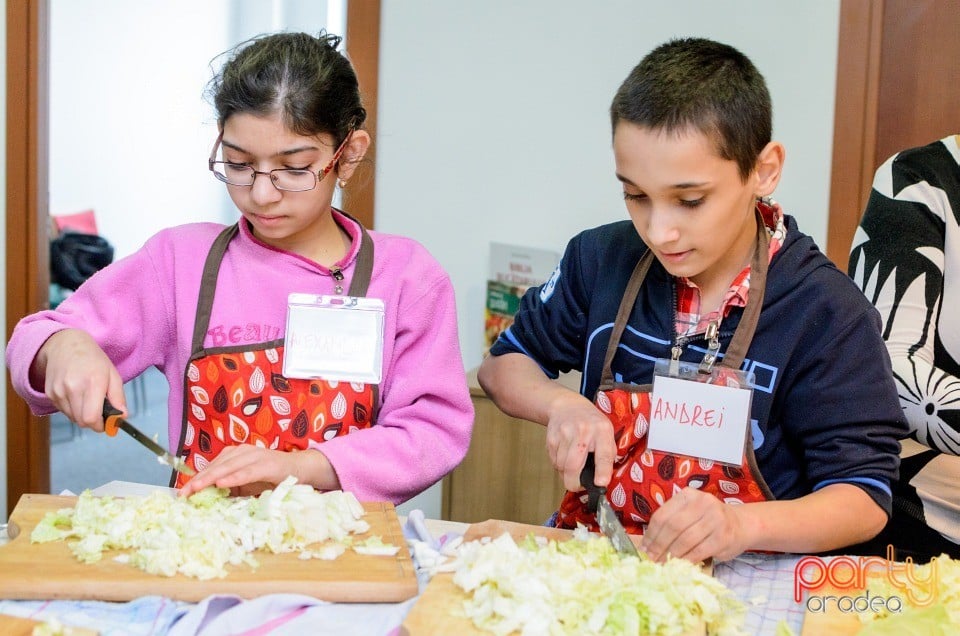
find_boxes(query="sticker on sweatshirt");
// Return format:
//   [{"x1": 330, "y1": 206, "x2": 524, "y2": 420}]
[
  {"x1": 283, "y1": 293, "x2": 385, "y2": 383},
  {"x1": 540, "y1": 261, "x2": 562, "y2": 303}
]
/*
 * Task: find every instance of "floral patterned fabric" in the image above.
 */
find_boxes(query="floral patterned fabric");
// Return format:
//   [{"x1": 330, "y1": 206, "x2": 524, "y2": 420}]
[
  {"x1": 556, "y1": 216, "x2": 774, "y2": 535},
  {"x1": 176, "y1": 347, "x2": 375, "y2": 488},
  {"x1": 556, "y1": 388, "x2": 768, "y2": 534},
  {"x1": 849, "y1": 134, "x2": 960, "y2": 545},
  {"x1": 173, "y1": 222, "x2": 377, "y2": 489}
]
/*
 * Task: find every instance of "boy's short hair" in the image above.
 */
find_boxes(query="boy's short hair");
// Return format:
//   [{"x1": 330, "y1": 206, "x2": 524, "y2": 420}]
[{"x1": 610, "y1": 37, "x2": 772, "y2": 181}]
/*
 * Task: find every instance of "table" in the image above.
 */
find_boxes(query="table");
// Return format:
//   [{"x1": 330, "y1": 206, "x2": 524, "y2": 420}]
[{"x1": 0, "y1": 485, "x2": 808, "y2": 635}]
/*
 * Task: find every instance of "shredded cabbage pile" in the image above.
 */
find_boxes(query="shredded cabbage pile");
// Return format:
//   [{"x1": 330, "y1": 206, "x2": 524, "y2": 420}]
[
  {"x1": 448, "y1": 529, "x2": 746, "y2": 636},
  {"x1": 30, "y1": 476, "x2": 375, "y2": 579},
  {"x1": 857, "y1": 553, "x2": 960, "y2": 634},
  {"x1": 31, "y1": 618, "x2": 79, "y2": 636}
]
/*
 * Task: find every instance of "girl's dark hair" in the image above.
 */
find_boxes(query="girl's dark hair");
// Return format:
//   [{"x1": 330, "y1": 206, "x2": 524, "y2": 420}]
[
  {"x1": 610, "y1": 38, "x2": 771, "y2": 181},
  {"x1": 208, "y1": 31, "x2": 366, "y2": 146}
]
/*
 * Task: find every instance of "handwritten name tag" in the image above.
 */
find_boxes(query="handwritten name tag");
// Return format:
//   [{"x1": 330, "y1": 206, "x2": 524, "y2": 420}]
[{"x1": 647, "y1": 374, "x2": 751, "y2": 465}]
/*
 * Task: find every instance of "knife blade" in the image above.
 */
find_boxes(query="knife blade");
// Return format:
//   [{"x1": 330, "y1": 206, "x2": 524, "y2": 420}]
[
  {"x1": 102, "y1": 399, "x2": 195, "y2": 476},
  {"x1": 579, "y1": 453, "x2": 640, "y2": 557}
]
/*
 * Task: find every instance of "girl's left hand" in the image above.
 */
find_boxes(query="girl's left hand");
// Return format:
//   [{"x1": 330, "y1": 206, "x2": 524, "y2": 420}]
[
  {"x1": 640, "y1": 487, "x2": 749, "y2": 564},
  {"x1": 178, "y1": 445, "x2": 305, "y2": 498}
]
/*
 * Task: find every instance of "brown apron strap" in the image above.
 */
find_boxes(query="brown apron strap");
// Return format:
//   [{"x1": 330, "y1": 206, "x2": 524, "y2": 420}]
[
  {"x1": 719, "y1": 211, "x2": 770, "y2": 369},
  {"x1": 599, "y1": 250, "x2": 654, "y2": 387},
  {"x1": 727, "y1": 211, "x2": 775, "y2": 499},
  {"x1": 599, "y1": 209, "x2": 771, "y2": 384},
  {"x1": 191, "y1": 224, "x2": 238, "y2": 355},
  {"x1": 594, "y1": 209, "x2": 776, "y2": 499},
  {"x1": 190, "y1": 214, "x2": 376, "y2": 355},
  {"x1": 344, "y1": 215, "x2": 375, "y2": 297}
]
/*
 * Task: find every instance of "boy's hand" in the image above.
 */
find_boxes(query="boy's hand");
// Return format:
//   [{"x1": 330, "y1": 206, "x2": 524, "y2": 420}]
[
  {"x1": 545, "y1": 392, "x2": 617, "y2": 491},
  {"x1": 641, "y1": 487, "x2": 749, "y2": 563},
  {"x1": 36, "y1": 328, "x2": 126, "y2": 432}
]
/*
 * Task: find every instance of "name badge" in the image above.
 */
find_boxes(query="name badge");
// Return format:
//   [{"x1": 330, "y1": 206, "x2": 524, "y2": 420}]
[
  {"x1": 283, "y1": 293, "x2": 385, "y2": 383},
  {"x1": 647, "y1": 359, "x2": 754, "y2": 465}
]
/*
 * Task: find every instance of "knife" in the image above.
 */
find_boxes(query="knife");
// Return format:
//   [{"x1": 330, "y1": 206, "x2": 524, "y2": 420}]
[
  {"x1": 579, "y1": 453, "x2": 640, "y2": 557},
  {"x1": 102, "y1": 399, "x2": 195, "y2": 476}
]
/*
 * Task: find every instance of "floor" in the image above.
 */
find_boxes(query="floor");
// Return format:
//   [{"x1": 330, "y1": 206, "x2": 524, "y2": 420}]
[{"x1": 50, "y1": 366, "x2": 172, "y2": 494}]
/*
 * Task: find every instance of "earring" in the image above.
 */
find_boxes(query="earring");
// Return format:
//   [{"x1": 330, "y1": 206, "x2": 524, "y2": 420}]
[{"x1": 337, "y1": 178, "x2": 348, "y2": 189}]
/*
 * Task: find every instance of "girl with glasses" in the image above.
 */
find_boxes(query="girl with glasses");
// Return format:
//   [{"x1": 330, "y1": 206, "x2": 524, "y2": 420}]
[{"x1": 7, "y1": 32, "x2": 473, "y2": 503}]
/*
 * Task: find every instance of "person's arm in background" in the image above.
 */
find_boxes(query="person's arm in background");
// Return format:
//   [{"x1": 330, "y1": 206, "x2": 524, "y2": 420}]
[{"x1": 848, "y1": 139, "x2": 960, "y2": 454}]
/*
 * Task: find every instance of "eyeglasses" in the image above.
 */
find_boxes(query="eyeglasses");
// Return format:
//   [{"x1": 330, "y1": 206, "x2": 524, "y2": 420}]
[{"x1": 207, "y1": 130, "x2": 352, "y2": 192}]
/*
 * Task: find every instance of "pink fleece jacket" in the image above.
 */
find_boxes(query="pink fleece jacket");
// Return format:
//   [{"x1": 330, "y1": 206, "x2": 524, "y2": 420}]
[{"x1": 6, "y1": 211, "x2": 473, "y2": 504}]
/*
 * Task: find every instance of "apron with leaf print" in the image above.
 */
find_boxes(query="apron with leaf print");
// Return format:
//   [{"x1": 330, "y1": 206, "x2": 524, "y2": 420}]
[
  {"x1": 557, "y1": 216, "x2": 775, "y2": 534},
  {"x1": 172, "y1": 222, "x2": 378, "y2": 488}
]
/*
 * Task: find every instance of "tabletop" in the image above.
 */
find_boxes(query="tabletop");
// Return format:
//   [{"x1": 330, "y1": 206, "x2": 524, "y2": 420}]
[{"x1": 0, "y1": 482, "x2": 811, "y2": 635}]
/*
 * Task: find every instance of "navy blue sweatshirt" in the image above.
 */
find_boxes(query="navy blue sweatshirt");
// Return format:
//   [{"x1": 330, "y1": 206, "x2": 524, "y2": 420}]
[{"x1": 491, "y1": 215, "x2": 907, "y2": 514}]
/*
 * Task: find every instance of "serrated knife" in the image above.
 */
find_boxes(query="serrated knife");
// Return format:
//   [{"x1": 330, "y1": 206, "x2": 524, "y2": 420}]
[
  {"x1": 102, "y1": 398, "x2": 195, "y2": 476},
  {"x1": 579, "y1": 453, "x2": 640, "y2": 557}
]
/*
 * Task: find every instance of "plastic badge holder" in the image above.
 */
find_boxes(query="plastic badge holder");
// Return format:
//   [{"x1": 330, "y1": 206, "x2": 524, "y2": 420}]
[{"x1": 283, "y1": 293, "x2": 385, "y2": 384}]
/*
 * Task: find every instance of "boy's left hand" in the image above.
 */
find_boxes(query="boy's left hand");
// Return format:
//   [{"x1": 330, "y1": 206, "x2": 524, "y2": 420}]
[
  {"x1": 178, "y1": 445, "x2": 305, "y2": 498},
  {"x1": 641, "y1": 487, "x2": 749, "y2": 563}
]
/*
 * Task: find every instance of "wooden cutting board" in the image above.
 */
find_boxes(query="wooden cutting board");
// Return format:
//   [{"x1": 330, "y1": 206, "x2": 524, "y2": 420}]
[
  {"x1": 400, "y1": 520, "x2": 574, "y2": 636},
  {"x1": 0, "y1": 613, "x2": 98, "y2": 636},
  {"x1": 0, "y1": 493, "x2": 417, "y2": 603},
  {"x1": 400, "y1": 519, "x2": 704, "y2": 636}
]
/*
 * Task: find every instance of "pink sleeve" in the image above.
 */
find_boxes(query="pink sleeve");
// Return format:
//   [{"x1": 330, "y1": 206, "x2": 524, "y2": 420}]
[
  {"x1": 315, "y1": 270, "x2": 474, "y2": 504},
  {"x1": 5, "y1": 240, "x2": 176, "y2": 414}
]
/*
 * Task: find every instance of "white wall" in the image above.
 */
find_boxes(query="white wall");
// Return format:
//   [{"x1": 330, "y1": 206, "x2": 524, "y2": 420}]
[
  {"x1": 48, "y1": 0, "x2": 342, "y2": 260},
  {"x1": 49, "y1": 0, "x2": 235, "y2": 257},
  {"x1": 376, "y1": 0, "x2": 841, "y2": 373}
]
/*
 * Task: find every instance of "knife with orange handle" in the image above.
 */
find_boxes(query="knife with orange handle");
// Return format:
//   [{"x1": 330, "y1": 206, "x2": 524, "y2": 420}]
[{"x1": 102, "y1": 398, "x2": 196, "y2": 476}]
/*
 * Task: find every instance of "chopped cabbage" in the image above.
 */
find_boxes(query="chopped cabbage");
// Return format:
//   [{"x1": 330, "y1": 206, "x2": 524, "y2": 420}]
[
  {"x1": 858, "y1": 603, "x2": 952, "y2": 635},
  {"x1": 449, "y1": 532, "x2": 746, "y2": 636},
  {"x1": 31, "y1": 618, "x2": 78, "y2": 636},
  {"x1": 856, "y1": 553, "x2": 960, "y2": 631},
  {"x1": 354, "y1": 535, "x2": 400, "y2": 556},
  {"x1": 30, "y1": 476, "x2": 370, "y2": 579},
  {"x1": 773, "y1": 620, "x2": 796, "y2": 636}
]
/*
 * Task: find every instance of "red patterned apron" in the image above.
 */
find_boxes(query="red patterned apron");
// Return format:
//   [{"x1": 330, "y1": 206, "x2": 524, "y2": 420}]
[
  {"x1": 172, "y1": 221, "x2": 378, "y2": 488},
  {"x1": 557, "y1": 217, "x2": 774, "y2": 534}
]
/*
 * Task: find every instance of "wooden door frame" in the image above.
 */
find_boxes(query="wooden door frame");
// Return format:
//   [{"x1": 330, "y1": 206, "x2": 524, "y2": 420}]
[
  {"x1": 826, "y1": 0, "x2": 884, "y2": 271},
  {"x1": 343, "y1": 0, "x2": 380, "y2": 229},
  {"x1": 6, "y1": 0, "x2": 50, "y2": 516},
  {"x1": 5, "y1": 0, "x2": 380, "y2": 515}
]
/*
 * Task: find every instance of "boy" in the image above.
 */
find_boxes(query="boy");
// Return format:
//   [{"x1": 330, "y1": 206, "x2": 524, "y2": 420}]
[{"x1": 478, "y1": 38, "x2": 906, "y2": 563}]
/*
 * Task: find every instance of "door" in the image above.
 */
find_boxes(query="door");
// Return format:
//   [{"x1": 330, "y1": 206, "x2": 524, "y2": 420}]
[{"x1": 827, "y1": 0, "x2": 960, "y2": 271}]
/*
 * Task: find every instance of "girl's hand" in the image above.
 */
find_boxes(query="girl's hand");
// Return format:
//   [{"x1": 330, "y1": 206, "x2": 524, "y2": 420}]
[
  {"x1": 641, "y1": 487, "x2": 749, "y2": 563},
  {"x1": 178, "y1": 445, "x2": 326, "y2": 498},
  {"x1": 545, "y1": 392, "x2": 618, "y2": 491},
  {"x1": 35, "y1": 328, "x2": 126, "y2": 432}
]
